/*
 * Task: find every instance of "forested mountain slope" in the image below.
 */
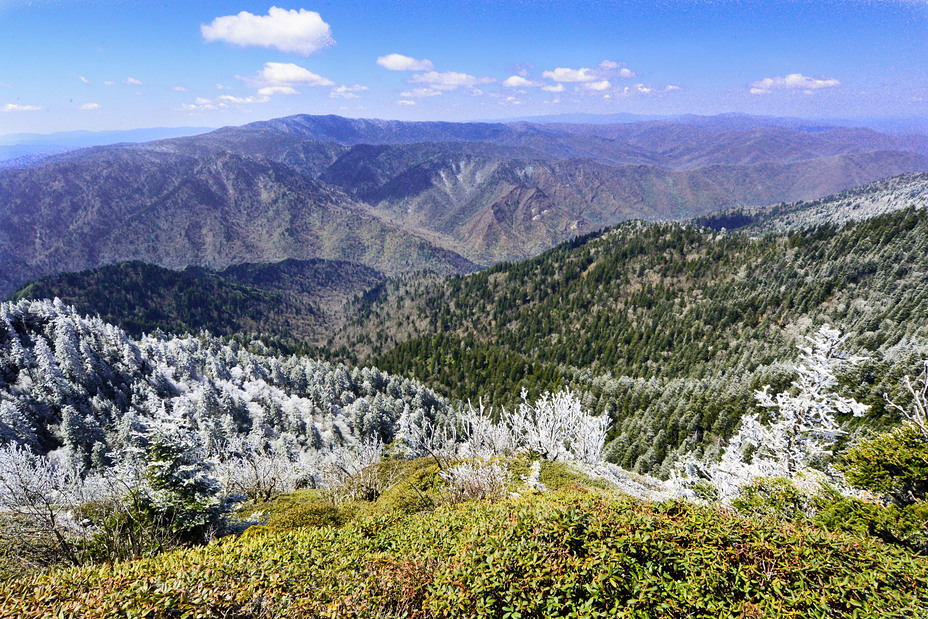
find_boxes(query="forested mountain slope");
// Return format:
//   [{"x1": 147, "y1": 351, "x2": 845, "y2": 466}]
[
  {"x1": 0, "y1": 148, "x2": 473, "y2": 298},
  {"x1": 336, "y1": 206, "x2": 928, "y2": 473},
  {"x1": 3, "y1": 114, "x2": 927, "y2": 296},
  {"x1": 697, "y1": 172, "x2": 928, "y2": 233},
  {"x1": 0, "y1": 298, "x2": 451, "y2": 466},
  {"x1": 10, "y1": 259, "x2": 384, "y2": 345},
  {"x1": 11, "y1": 173, "x2": 928, "y2": 475}
]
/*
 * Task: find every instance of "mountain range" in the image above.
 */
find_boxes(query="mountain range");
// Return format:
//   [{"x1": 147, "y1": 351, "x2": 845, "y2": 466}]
[{"x1": 2, "y1": 113, "x2": 928, "y2": 299}]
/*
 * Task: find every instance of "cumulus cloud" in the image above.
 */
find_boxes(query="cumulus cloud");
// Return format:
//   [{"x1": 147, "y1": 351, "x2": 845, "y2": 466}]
[
  {"x1": 749, "y1": 73, "x2": 840, "y2": 95},
  {"x1": 201, "y1": 7, "x2": 333, "y2": 55},
  {"x1": 542, "y1": 67, "x2": 596, "y2": 82},
  {"x1": 542, "y1": 83, "x2": 565, "y2": 93},
  {"x1": 79, "y1": 102, "x2": 101, "y2": 110},
  {"x1": 397, "y1": 99, "x2": 416, "y2": 106},
  {"x1": 239, "y1": 62, "x2": 334, "y2": 91},
  {"x1": 124, "y1": 77, "x2": 143, "y2": 85},
  {"x1": 585, "y1": 80, "x2": 611, "y2": 91},
  {"x1": 502, "y1": 75, "x2": 539, "y2": 88},
  {"x1": 2, "y1": 103, "x2": 41, "y2": 112},
  {"x1": 411, "y1": 70, "x2": 493, "y2": 90},
  {"x1": 377, "y1": 53, "x2": 434, "y2": 71},
  {"x1": 257, "y1": 86, "x2": 299, "y2": 96},
  {"x1": 181, "y1": 97, "x2": 220, "y2": 111},
  {"x1": 330, "y1": 84, "x2": 369, "y2": 99},
  {"x1": 181, "y1": 91, "x2": 281, "y2": 111},
  {"x1": 599, "y1": 60, "x2": 636, "y2": 78}
]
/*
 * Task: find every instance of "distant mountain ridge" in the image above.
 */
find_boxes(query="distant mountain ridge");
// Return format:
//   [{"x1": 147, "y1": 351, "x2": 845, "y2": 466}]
[
  {"x1": 2, "y1": 113, "x2": 928, "y2": 297},
  {"x1": 0, "y1": 125, "x2": 213, "y2": 167}
]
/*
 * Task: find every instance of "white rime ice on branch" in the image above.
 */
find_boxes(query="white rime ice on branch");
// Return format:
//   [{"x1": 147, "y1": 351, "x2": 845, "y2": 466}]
[
  {"x1": 693, "y1": 326, "x2": 869, "y2": 502},
  {"x1": 460, "y1": 389, "x2": 610, "y2": 465},
  {"x1": 439, "y1": 460, "x2": 511, "y2": 503},
  {"x1": 885, "y1": 359, "x2": 928, "y2": 440}
]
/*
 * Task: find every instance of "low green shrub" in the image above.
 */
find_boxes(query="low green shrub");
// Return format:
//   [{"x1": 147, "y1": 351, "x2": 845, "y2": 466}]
[
  {"x1": 732, "y1": 477, "x2": 820, "y2": 522},
  {"x1": 265, "y1": 501, "x2": 346, "y2": 529},
  {"x1": 4, "y1": 491, "x2": 927, "y2": 618},
  {"x1": 841, "y1": 424, "x2": 928, "y2": 506}
]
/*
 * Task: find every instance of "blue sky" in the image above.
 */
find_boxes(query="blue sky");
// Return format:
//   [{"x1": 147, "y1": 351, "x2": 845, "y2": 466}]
[{"x1": 1, "y1": 0, "x2": 926, "y2": 135}]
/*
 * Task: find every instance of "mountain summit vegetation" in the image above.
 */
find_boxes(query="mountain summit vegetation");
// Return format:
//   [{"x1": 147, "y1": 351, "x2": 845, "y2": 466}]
[{"x1": 2, "y1": 115, "x2": 928, "y2": 616}]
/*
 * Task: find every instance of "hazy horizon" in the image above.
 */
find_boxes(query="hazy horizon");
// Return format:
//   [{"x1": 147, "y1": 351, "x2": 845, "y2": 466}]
[{"x1": 1, "y1": 1, "x2": 927, "y2": 136}]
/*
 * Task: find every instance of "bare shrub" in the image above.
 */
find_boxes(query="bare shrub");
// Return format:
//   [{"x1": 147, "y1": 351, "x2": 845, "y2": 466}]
[{"x1": 439, "y1": 459, "x2": 511, "y2": 504}]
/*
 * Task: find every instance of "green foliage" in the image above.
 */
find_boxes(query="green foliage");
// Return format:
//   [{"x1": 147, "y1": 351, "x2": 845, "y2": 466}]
[
  {"x1": 265, "y1": 501, "x2": 346, "y2": 529},
  {"x1": 841, "y1": 424, "x2": 928, "y2": 506},
  {"x1": 732, "y1": 477, "x2": 820, "y2": 522},
  {"x1": 5, "y1": 491, "x2": 928, "y2": 618},
  {"x1": 360, "y1": 458, "x2": 443, "y2": 517},
  {"x1": 537, "y1": 460, "x2": 610, "y2": 492},
  {"x1": 143, "y1": 434, "x2": 232, "y2": 540},
  {"x1": 814, "y1": 494, "x2": 928, "y2": 555}
]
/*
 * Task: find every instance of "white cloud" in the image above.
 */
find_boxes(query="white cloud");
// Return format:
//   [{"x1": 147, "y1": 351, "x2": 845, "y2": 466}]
[
  {"x1": 400, "y1": 87, "x2": 444, "y2": 98},
  {"x1": 665, "y1": 84, "x2": 682, "y2": 91},
  {"x1": 257, "y1": 86, "x2": 299, "y2": 96},
  {"x1": 377, "y1": 53, "x2": 434, "y2": 71},
  {"x1": 79, "y1": 103, "x2": 101, "y2": 110},
  {"x1": 201, "y1": 7, "x2": 333, "y2": 56},
  {"x1": 172, "y1": 86, "x2": 188, "y2": 92},
  {"x1": 598, "y1": 60, "x2": 636, "y2": 79},
  {"x1": 503, "y1": 75, "x2": 539, "y2": 88},
  {"x1": 124, "y1": 77, "x2": 143, "y2": 85},
  {"x1": 749, "y1": 73, "x2": 840, "y2": 95},
  {"x1": 216, "y1": 83, "x2": 231, "y2": 90},
  {"x1": 77, "y1": 75, "x2": 90, "y2": 84},
  {"x1": 239, "y1": 62, "x2": 334, "y2": 91},
  {"x1": 0, "y1": 82, "x2": 11, "y2": 89},
  {"x1": 542, "y1": 83, "x2": 565, "y2": 93},
  {"x1": 330, "y1": 84, "x2": 369, "y2": 99},
  {"x1": 104, "y1": 80, "x2": 116, "y2": 86},
  {"x1": 397, "y1": 99, "x2": 416, "y2": 106},
  {"x1": 181, "y1": 92, "x2": 276, "y2": 111},
  {"x1": 181, "y1": 97, "x2": 220, "y2": 111},
  {"x1": 411, "y1": 70, "x2": 493, "y2": 91},
  {"x1": 542, "y1": 67, "x2": 595, "y2": 82},
  {"x1": 585, "y1": 80, "x2": 611, "y2": 91},
  {"x1": 218, "y1": 94, "x2": 270, "y2": 104},
  {"x1": 2, "y1": 103, "x2": 41, "y2": 112}
]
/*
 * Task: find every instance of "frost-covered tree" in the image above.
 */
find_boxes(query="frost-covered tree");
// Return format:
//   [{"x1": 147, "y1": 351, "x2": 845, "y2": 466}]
[
  {"x1": 885, "y1": 359, "x2": 928, "y2": 440},
  {"x1": 456, "y1": 389, "x2": 610, "y2": 466},
  {"x1": 0, "y1": 443, "x2": 89, "y2": 566},
  {"x1": 694, "y1": 326, "x2": 868, "y2": 501}
]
